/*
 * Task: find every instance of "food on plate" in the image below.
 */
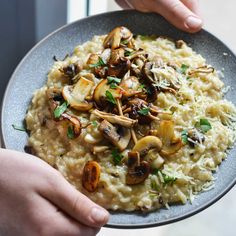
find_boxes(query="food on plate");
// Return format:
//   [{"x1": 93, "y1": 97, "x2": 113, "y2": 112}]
[{"x1": 25, "y1": 26, "x2": 236, "y2": 211}]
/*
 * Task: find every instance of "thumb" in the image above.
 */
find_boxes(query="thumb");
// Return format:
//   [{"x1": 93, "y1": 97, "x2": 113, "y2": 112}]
[
  {"x1": 153, "y1": 0, "x2": 203, "y2": 33},
  {"x1": 40, "y1": 172, "x2": 110, "y2": 228}
]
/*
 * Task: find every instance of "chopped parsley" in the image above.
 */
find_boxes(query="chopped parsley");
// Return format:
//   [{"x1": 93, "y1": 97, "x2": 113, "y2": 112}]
[
  {"x1": 105, "y1": 90, "x2": 116, "y2": 105},
  {"x1": 67, "y1": 126, "x2": 75, "y2": 139},
  {"x1": 162, "y1": 173, "x2": 177, "y2": 185},
  {"x1": 151, "y1": 180, "x2": 160, "y2": 191},
  {"x1": 180, "y1": 64, "x2": 189, "y2": 74},
  {"x1": 107, "y1": 76, "x2": 121, "y2": 84},
  {"x1": 54, "y1": 101, "x2": 68, "y2": 118},
  {"x1": 89, "y1": 57, "x2": 106, "y2": 68},
  {"x1": 181, "y1": 130, "x2": 188, "y2": 144},
  {"x1": 12, "y1": 124, "x2": 26, "y2": 132},
  {"x1": 121, "y1": 39, "x2": 129, "y2": 45},
  {"x1": 109, "y1": 83, "x2": 118, "y2": 89},
  {"x1": 138, "y1": 107, "x2": 150, "y2": 116},
  {"x1": 91, "y1": 120, "x2": 98, "y2": 127},
  {"x1": 152, "y1": 168, "x2": 177, "y2": 185},
  {"x1": 195, "y1": 118, "x2": 212, "y2": 133},
  {"x1": 111, "y1": 149, "x2": 123, "y2": 165},
  {"x1": 124, "y1": 50, "x2": 132, "y2": 57}
]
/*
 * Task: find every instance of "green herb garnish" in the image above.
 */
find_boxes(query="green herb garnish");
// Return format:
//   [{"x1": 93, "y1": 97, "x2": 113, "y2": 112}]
[
  {"x1": 124, "y1": 50, "x2": 132, "y2": 57},
  {"x1": 121, "y1": 39, "x2": 129, "y2": 45},
  {"x1": 107, "y1": 76, "x2": 121, "y2": 84},
  {"x1": 180, "y1": 64, "x2": 189, "y2": 74},
  {"x1": 90, "y1": 57, "x2": 106, "y2": 68},
  {"x1": 105, "y1": 90, "x2": 116, "y2": 105},
  {"x1": 162, "y1": 173, "x2": 177, "y2": 185},
  {"x1": 181, "y1": 130, "x2": 188, "y2": 144},
  {"x1": 110, "y1": 83, "x2": 118, "y2": 89},
  {"x1": 195, "y1": 118, "x2": 212, "y2": 133},
  {"x1": 152, "y1": 168, "x2": 160, "y2": 175},
  {"x1": 91, "y1": 120, "x2": 98, "y2": 127},
  {"x1": 138, "y1": 107, "x2": 150, "y2": 116},
  {"x1": 111, "y1": 149, "x2": 123, "y2": 165},
  {"x1": 152, "y1": 168, "x2": 177, "y2": 185},
  {"x1": 12, "y1": 124, "x2": 26, "y2": 132},
  {"x1": 151, "y1": 180, "x2": 160, "y2": 191},
  {"x1": 67, "y1": 126, "x2": 75, "y2": 139},
  {"x1": 54, "y1": 101, "x2": 68, "y2": 118}
]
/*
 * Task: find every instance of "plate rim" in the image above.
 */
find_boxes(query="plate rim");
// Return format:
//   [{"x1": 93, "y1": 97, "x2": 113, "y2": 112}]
[{"x1": 1, "y1": 9, "x2": 236, "y2": 229}]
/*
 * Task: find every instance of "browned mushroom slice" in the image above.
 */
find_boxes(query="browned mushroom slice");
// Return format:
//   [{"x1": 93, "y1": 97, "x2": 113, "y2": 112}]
[
  {"x1": 133, "y1": 136, "x2": 162, "y2": 157},
  {"x1": 107, "y1": 57, "x2": 131, "y2": 78},
  {"x1": 93, "y1": 79, "x2": 122, "y2": 107},
  {"x1": 87, "y1": 53, "x2": 107, "y2": 78},
  {"x1": 82, "y1": 161, "x2": 101, "y2": 192},
  {"x1": 61, "y1": 113, "x2": 82, "y2": 138},
  {"x1": 60, "y1": 61, "x2": 83, "y2": 79},
  {"x1": 126, "y1": 151, "x2": 150, "y2": 185},
  {"x1": 46, "y1": 88, "x2": 63, "y2": 112},
  {"x1": 98, "y1": 120, "x2": 131, "y2": 151},
  {"x1": 109, "y1": 48, "x2": 125, "y2": 65},
  {"x1": 119, "y1": 76, "x2": 141, "y2": 98},
  {"x1": 62, "y1": 76, "x2": 94, "y2": 111},
  {"x1": 103, "y1": 26, "x2": 133, "y2": 49},
  {"x1": 92, "y1": 109, "x2": 137, "y2": 128},
  {"x1": 158, "y1": 120, "x2": 183, "y2": 156}
]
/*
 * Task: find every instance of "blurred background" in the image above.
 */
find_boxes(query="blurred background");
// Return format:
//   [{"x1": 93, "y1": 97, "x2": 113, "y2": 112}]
[{"x1": 0, "y1": 0, "x2": 235, "y2": 235}]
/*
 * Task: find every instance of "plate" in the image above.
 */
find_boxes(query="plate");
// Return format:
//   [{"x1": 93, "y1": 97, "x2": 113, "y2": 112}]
[{"x1": 1, "y1": 10, "x2": 236, "y2": 228}]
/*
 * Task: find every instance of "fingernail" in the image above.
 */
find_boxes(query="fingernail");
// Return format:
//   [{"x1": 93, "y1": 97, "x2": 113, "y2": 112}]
[
  {"x1": 185, "y1": 16, "x2": 202, "y2": 30},
  {"x1": 91, "y1": 207, "x2": 109, "y2": 224}
]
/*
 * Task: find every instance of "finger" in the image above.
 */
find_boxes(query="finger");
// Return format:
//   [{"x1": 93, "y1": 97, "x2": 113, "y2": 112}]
[
  {"x1": 153, "y1": 0, "x2": 203, "y2": 33},
  {"x1": 39, "y1": 172, "x2": 109, "y2": 228},
  {"x1": 180, "y1": 0, "x2": 201, "y2": 16},
  {"x1": 30, "y1": 196, "x2": 99, "y2": 236},
  {"x1": 115, "y1": 0, "x2": 132, "y2": 9}
]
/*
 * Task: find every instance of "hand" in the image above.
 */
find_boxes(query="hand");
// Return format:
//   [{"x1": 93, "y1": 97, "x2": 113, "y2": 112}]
[
  {"x1": 115, "y1": 0, "x2": 203, "y2": 33},
  {"x1": 0, "y1": 149, "x2": 109, "y2": 236}
]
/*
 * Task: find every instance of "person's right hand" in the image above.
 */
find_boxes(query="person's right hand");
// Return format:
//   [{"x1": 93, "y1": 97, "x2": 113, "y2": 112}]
[{"x1": 0, "y1": 148, "x2": 109, "y2": 236}]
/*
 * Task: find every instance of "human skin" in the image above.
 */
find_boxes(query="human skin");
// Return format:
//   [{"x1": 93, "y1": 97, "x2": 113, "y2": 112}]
[
  {"x1": 0, "y1": 148, "x2": 109, "y2": 236},
  {"x1": 115, "y1": 0, "x2": 203, "y2": 33}
]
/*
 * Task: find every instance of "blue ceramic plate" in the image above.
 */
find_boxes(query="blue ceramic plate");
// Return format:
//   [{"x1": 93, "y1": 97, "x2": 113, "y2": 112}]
[{"x1": 1, "y1": 10, "x2": 236, "y2": 228}]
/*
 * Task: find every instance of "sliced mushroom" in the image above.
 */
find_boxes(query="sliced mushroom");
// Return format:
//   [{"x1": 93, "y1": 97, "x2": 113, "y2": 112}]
[
  {"x1": 61, "y1": 113, "x2": 82, "y2": 138},
  {"x1": 92, "y1": 109, "x2": 137, "y2": 128},
  {"x1": 59, "y1": 61, "x2": 82, "y2": 79},
  {"x1": 92, "y1": 146, "x2": 110, "y2": 154},
  {"x1": 188, "y1": 65, "x2": 214, "y2": 76},
  {"x1": 103, "y1": 26, "x2": 133, "y2": 49},
  {"x1": 62, "y1": 76, "x2": 94, "y2": 111},
  {"x1": 107, "y1": 57, "x2": 131, "y2": 78},
  {"x1": 126, "y1": 151, "x2": 150, "y2": 185},
  {"x1": 93, "y1": 79, "x2": 122, "y2": 107},
  {"x1": 157, "y1": 120, "x2": 183, "y2": 156},
  {"x1": 87, "y1": 53, "x2": 107, "y2": 78},
  {"x1": 46, "y1": 88, "x2": 63, "y2": 112},
  {"x1": 109, "y1": 48, "x2": 125, "y2": 65},
  {"x1": 133, "y1": 136, "x2": 162, "y2": 157},
  {"x1": 98, "y1": 120, "x2": 131, "y2": 151},
  {"x1": 82, "y1": 161, "x2": 101, "y2": 192},
  {"x1": 119, "y1": 76, "x2": 141, "y2": 98}
]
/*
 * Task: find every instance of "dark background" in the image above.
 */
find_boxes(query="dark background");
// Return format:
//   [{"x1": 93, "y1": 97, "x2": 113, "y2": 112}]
[{"x1": 0, "y1": 0, "x2": 67, "y2": 102}]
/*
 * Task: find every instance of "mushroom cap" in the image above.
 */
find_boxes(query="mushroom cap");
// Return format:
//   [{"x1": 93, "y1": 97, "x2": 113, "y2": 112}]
[
  {"x1": 82, "y1": 161, "x2": 101, "y2": 192},
  {"x1": 133, "y1": 135, "x2": 162, "y2": 157},
  {"x1": 62, "y1": 76, "x2": 94, "y2": 111}
]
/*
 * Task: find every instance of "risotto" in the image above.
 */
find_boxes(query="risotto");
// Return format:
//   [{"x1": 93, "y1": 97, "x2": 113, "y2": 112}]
[{"x1": 25, "y1": 26, "x2": 236, "y2": 211}]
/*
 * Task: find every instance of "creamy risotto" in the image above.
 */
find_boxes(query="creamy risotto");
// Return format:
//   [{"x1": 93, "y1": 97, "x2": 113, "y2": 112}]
[{"x1": 25, "y1": 27, "x2": 236, "y2": 211}]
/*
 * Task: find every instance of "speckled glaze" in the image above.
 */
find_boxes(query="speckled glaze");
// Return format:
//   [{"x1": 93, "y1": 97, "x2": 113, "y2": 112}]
[{"x1": 1, "y1": 10, "x2": 236, "y2": 229}]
